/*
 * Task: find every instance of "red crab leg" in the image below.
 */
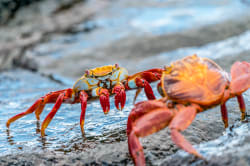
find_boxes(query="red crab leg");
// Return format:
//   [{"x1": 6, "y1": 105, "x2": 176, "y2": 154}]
[
  {"x1": 80, "y1": 90, "x2": 88, "y2": 134},
  {"x1": 127, "y1": 100, "x2": 167, "y2": 135},
  {"x1": 220, "y1": 103, "x2": 228, "y2": 128},
  {"x1": 41, "y1": 93, "x2": 65, "y2": 136},
  {"x1": 133, "y1": 88, "x2": 142, "y2": 104},
  {"x1": 6, "y1": 89, "x2": 73, "y2": 128},
  {"x1": 237, "y1": 95, "x2": 246, "y2": 120},
  {"x1": 169, "y1": 105, "x2": 204, "y2": 159},
  {"x1": 126, "y1": 68, "x2": 163, "y2": 101},
  {"x1": 127, "y1": 99, "x2": 171, "y2": 166},
  {"x1": 35, "y1": 104, "x2": 45, "y2": 120},
  {"x1": 112, "y1": 83, "x2": 126, "y2": 110},
  {"x1": 6, "y1": 99, "x2": 43, "y2": 128},
  {"x1": 128, "y1": 108, "x2": 173, "y2": 166},
  {"x1": 95, "y1": 87, "x2": 110, "y2": 114}
]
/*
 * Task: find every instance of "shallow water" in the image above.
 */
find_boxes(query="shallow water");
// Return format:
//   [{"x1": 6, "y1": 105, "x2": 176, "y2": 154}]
[{"x1": 0, "y1": 70, "x2": 161, "y2": 155}]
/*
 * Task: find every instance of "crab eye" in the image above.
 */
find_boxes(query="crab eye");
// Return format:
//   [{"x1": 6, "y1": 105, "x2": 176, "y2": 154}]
[
  {"x1": 85, "y1": 70, "x2": 90, "y2": 75},
  {"x1": 164, "y1": 66, "x2": 172, "y2": 74}
]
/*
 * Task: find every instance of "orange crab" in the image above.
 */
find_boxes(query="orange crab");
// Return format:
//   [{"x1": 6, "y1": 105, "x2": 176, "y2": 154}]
[
  {"x1": 127, "y1": 55, "x2": 250, "y2": 165},
  {"x1": 6, "y1": 64, "x2": 163, "y2": 136}
]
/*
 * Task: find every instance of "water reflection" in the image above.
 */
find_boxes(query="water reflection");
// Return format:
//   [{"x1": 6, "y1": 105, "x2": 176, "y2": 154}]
[
  {"x1": 36, "y1": 121, "x2": 41, "y2": 134},
  {"x1": 6, "y1": 129, "x2": 15, "y2": 146}
]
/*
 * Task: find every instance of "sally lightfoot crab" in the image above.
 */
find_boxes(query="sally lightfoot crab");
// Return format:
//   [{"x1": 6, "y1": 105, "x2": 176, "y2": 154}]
[
  {"x1": 127, "y1": 55, "x2": 250, "y2": 165},
  {"x1": 6, "y1": 64, "x2": 163, "y2": 136}
]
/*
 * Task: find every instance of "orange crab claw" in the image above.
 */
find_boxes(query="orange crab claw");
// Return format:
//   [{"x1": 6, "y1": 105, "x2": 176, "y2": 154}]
[
  {"x1": 112, "y1": 84, "x2": 126, "y2": 110},
  {"x1": 98, "y1": 88, "x2": 110, "y2": 114},
  {"x1": 230, "y1": 61, "x2": 250, "y2": 121},
  {"x1": 230, "y1": 61, "x2": 250, "y2": 95},
  {"x1": 80, "y1": 91, "x2": 88, "y2": 134}
]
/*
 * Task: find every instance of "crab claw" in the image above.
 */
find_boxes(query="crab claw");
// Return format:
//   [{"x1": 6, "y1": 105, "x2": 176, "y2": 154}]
[
  {"x1": 80, "y1": 91, "x2": 88, "y2": 134},
  {"x1": 135, "y1": 78, "x2": 156, "y2": 100},
  {"x1": 112, "y1": 84, "x2": 126, "y2": 110},
  {"x1": 125, "y1": 68, "x2": 163, "y2": 102},
  {"x1": 230, "y1": 61, "x2": 250, "y2": 121},
  {"x1": 230, "y1": 61, "x2": 250, "y2": 95},
  {"x1": 98, "y1": 88, "x2": 110, "y2": 114}
]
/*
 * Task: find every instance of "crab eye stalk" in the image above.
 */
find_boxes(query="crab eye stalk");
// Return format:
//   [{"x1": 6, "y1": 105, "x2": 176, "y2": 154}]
[{"x1": 164, "y1": 66, "x2": 172, "y2": 74}]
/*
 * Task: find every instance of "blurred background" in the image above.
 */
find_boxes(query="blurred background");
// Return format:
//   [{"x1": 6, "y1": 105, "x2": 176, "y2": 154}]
[{"x1": 0, "y1": 0, "x2": 250, "y2": 165}]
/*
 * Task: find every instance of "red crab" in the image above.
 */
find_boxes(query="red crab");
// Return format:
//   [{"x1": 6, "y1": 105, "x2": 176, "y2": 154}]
[
  {"x1": 127, "y1": 55, "x2": 250, "y2": 165},
  {"x1": 6, "y1": 64, "x2": 163, "y2": 136}
]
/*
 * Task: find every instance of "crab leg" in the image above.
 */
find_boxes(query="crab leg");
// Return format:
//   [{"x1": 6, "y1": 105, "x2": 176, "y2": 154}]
[
  {"x1": 80, "y1": 90, "x2": 88, "y2": 134},
  {"x1": 35, "y1": 104, "x2": 46, "y2": 120},
  {"x1": 93, "y1": 87, "x2": 110, "y2": 114},
  {"x1": 6, "y1": 89, "x2": 73, "y2": 128},
  {"x1": 126, "y1": 68, "x2": 163, "y2": 101},
  {"x1": 135, "y1": 77, "x2": 156, "y2": 100},
  {"x1": 6, "y1": 99, "x2": 43, "y2": 128},
  {"x1": 133, "y1": 88, "x2": 142, "y2": 104},
  {"x1": 220, "y1": 103, "x2": 229, "y2": 128},
  {"x1": 237, "y1": 95, "x2": 246, "y2": 120},
  {"x1": 127, "y1": 100, "x2": 172, "y2": 166},
  {"x1": 41, "y1": 93, "x2": 65, "y2": 136},
  {"x1": 112, "y1": 83, "x2": 126, "y2": 110},
  {"x1": 169, "y1": 105, "x2": 203, "y2": 159},
  {"x1": 128, "y1": 108, "x2": 173, "y2": 166},
  {"x1": 230, "y1": 61, "x2": 250, "y2": 121},
  {"x1": 127, "y1": 100, "x2": 167, "y2": 135}
]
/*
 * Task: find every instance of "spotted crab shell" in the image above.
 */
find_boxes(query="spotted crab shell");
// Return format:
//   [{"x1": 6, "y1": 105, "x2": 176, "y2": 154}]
[
  {"x1": 87, "y1": 65, "x2": 117, "y2": 77},
  {"x1": 161, "y1": 54, "x2": 230, "y2": 106}
]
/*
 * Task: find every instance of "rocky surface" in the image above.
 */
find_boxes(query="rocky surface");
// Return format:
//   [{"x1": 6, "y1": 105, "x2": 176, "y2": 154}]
[
  {"x1": 0, "y1": 54, "x2": 249, "y2": 166},
  {"x1": 0, "y1": 0, "x2": 250, "y2": 166},
  {"x1": 0, "y1": 0, "x2": 42, "y2": 24},
  {"x1": 0, "y1": 0, "x2": 104, "y2": 71},
  {"x1": 0, "y1": 97, "x2": 249, "y2": 166}
]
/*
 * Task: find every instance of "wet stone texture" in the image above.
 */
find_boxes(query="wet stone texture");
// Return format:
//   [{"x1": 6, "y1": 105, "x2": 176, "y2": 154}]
[{"x1": 0, "y1": 0, "x2": 250, "y2": 166}]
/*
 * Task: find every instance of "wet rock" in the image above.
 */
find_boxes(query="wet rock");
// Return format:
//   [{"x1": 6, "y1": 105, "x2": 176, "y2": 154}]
[
  {"x1": 0, "y1": 0, "x2": 105, "y2": 71},
  {"x1": 0, "y1": 0, "x2": 42, "y2": 25}
]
